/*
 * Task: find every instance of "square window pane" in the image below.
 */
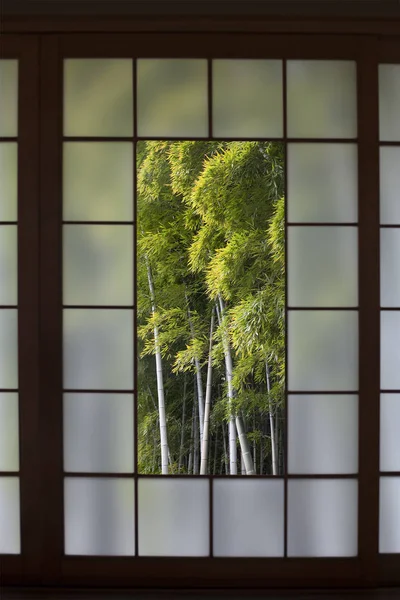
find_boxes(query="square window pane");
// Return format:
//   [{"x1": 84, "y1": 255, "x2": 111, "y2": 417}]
[
  {"x1": 64, "y1": 59, "x2": 133, "y2": 137},
  {"x1": 379, "y1": 64, "x2": 400, "y2": 142},
  {"x1": 213, "y1": 479, "x2": 284, "y2": 556},
  {"x1": 0, "y1": 225, "x2": 17, "y2": 305},
  {"x1": 0, "y1": 393, "x2": 19, "y2": 472},
  {"x1": 64, "y1": 477, "x2": 135, "y2": 555},
  {"x1": 380, "y1": 147, "x2": 400, "y2": 225},
  {"x1": 138, "y1": 479, "x2": 209, "y2": 556},
  {"x1": 380, "y1": 394, "x2": 400, "y2": 472},
  {"x1": 63, "y1": 393, "x2": 134, "y2": 473},
  {"x1": 212, "y1": 60, "x2": 283, "y2": 138},
  {"x1": 381, "y1": 228, "x2": 400, "y2": 307},
  {"x1": 288, "y1": 310, "x2": 358, "y2": 391},
  {"x1": 63, "y1": 142, "x2": 134, "y2": 222},
  {"x1": 288, "y1": 479, "x2": 358, "y2": 557},
  {"x1": 288, "y1": 395, "x2": 358, "y2": 474},
  {"x1": 0, "y1": 61, "x2": 18, "y2": 137},
  {"x1": 0, "y1": 309, "x2": 18, "y2": 389},
  {"x1": 287, "y1": 143, "x2": 358, "y2": 223},
  {"x1": 63, "y1": 309, "x2": 133, "y2": 390},
  {"x1": 0, "y1": 143, "x2": 18, "y2": 222},
  {"x1": 137, "y1": 59, "x2": 208, "y2": 138},
  {"x1": 288, "y1": 226, "x2": 358, "y2": 307},
  {"x1": 380, "y1": 477, "x2": 400, "y2": 553},
  {"x1": 381, "y1": 311, "x2": 400, "y2": 390},
  {"x1": 287, "y1": 61, "x2": 357, "y2": 139},
  {"x1": 0, "y1": 477, "x2": 20, "y2": 554}
]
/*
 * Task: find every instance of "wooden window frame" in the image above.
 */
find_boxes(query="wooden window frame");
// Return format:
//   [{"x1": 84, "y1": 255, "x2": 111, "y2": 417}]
[{"x1": 1, "y1": 6, "x2": 400, "y2": 591}]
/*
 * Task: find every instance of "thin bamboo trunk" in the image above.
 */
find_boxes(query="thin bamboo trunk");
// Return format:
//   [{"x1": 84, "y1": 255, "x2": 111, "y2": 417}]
[
  {"x1": 186, "y1": 294, "x2": 205, "y2": 445},
  {"x1": 193, "y1": 376, "x2": 199, "y2": 475},
  {"x1": 213, "y1": 429, "x2": 218, "y2": 475},
  {"x1": 188, "y1": 399, "x2": 195, "y2": 474},
  {"x1": 178, "y1": 375, "x2": 187, "y2": 472},
  {"x1": 253, "y1": 412, "x2": 257, "y2": 474},
  {"x1": 222, "y1": 422, "x2": 229, "y2": 475},
  {"x1": 266, "y1": 361, "x2": 277, "y2": 476},
  {"x1": 200, "y1": 309, "x2": 215, "y2": 475}
]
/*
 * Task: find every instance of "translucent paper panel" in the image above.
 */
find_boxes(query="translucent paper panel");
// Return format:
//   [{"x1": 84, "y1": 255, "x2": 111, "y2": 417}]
[
  {"x1": 380, "y1": 477, "x2": 400, "y2": 553},
  {"x1": 288, "y1": 311, "x2": 358, "y2": 391},
  {"x1": 65, "y1": 477, "x2": 135, "y2": 555},
  {"x1": 380, "y1": 394, "x2": 400, "y2": 472},
  {"x1": 63, "y1": 309, "x2": 133, "y2": 390},
  {"x1": 288, "y1": 395, "x2": 358, "y2": 474},
  {"x1": 287, "y1": 61, "x2": 357, "y2": 139},
  {"x1": 380, "y1": 147, "x2": 400, "y2": 225},
  {"x1": 381, "y1": 228, "x2": 400, "y2": 306},
  {"x1": 379, "y1": 64, "x2": 400, "y2": 142},
  {"x1": 138, "y1": 479, "x2": 209, "y2": 556},
  {"x1": 213, "y1": 480, "x2": 284, "y2": 557},
  {"x1": 64, "y1": 60, "x2": 133, "y2": 137},
  {"x1": 0, "y1": 394, "x2": 19, "y2": 472},
  {"x1": 63, "y1": 142, "x2": 133, "y2": 222},
  {"x1": 0, "y1": 309, "x2": 18, "y2": 389},
  {"x1": 0, "y1": 143, "x2": 18, "y2": 222},
  {"x1": 63, "y1": 225, "x2": 133, "y2": 306},
  {"x1": 64, "y1": 393, "x2": 134, "y2": 473},
  {"x1": 381, "y1": 311, "x2": 400, "y2": 390},
  {"x1": 137, "y1": 59, "x2": 208, "y2": 138},
  {"x1": 0, "y1": 477, "x2": 20, "y2": 554},
  {"x1": 288, "y1": 479, "x2": 358, "y2": 557},
  {"x1": 0, "y1": 226, "x2": 17, "y2": 305},
  {"x1": 288, "y1": 226, "x2": 358, "y2": 307},
  {"x1": 0, "y1": 61, "x2": 18, "y2": 137},
  {"x1": 287, "y1": 143, "x2": 358, "y2": 223},
  {"x1": 212, "y1": 60, "x2": 283, "y2": 138}
]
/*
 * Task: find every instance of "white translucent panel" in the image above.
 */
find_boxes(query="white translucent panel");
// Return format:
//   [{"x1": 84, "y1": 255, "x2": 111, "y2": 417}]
[
  {"x1": 0, "y1": 61, "x2": 18, "y2": 138},
  {"x1": 287, "y1": 61, "x2": 357, "y2": 139},
  {"x1": 138, "y1": 479, "x2": 209, "y2": 556},
  {"x1": 64, "y1": 60, "x2": 133, "y2": 137},
  {"x1": 288, "y1": 395, "x2": 358, "y2": 474},
  {"x1": 0, "y1": 394, "x2": 19, "y2": 472},
  {"x1": 0, "y1": 143, "x2": 18, "y2": 222},
  {"x1": 380, "y1": 477, "x2": 400, "y2": 553},
  {"x1": 212, "y1": 60, "x2": 283, "y2": 138},
  {"x1": 213, "y1": 479, "x2": 284, "y2": 557},
  {"x1": 288, "y1": 479, "x2": 358, "y2": 557},
  {"x1": 381, "y1": 229, "x2": 400, "y2": 306},
  {"x1": 0, "y1": 477, "x2": 20, "y2": 554},
  {"x1": 63, "y1": 225, "x2": 133, "y2": 306},
  {"x1": 288, "y1": 227, "x2": 358, "y2": 307},
  {"x1": 0, "y1": 310, "x2": 18, "y2": 389},
  {"x1": 65, "y1": 477, "x2": 135, "y2": 556},
  {"x1": 63, "y1": 142, "x2": 133, "y2": 222},
  {"x1": 380, "y1": 394, "x2": 400, "y2": 472},
  {"x1": 381, "y1": 311, "x2": 400, "y2": 390},
  {"x1": 0, "y1": 226, "x2": 17, "y2": 305},
  {"x1": 380, "y1": 147, "x2": 400, "y2": 225},
  {"x1": 379, "y1": 64, "x2": 400, "y2": 142},
  {"x1": 63, "y1": 309, "x2": 133, "y2": 390},
  {"x1": 287, "y1": 143, "x2": 358, "y2": 223},
  {"x1": 288, "y1": 311, "x2": 358, "y2": 391},
  {"x1": 137, "y1": 59, "x2": 208, "y2": 138},
  {"x1": 64, "y1": 393, "x2": 134, "y2": 473}
]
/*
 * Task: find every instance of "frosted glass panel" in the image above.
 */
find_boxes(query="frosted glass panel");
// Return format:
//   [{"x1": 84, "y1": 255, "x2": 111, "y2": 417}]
[
  {"x1": 288, "y1": 479, "x2": 358, "y2": 557},
  {"x1": 64, "y1": 393, "x2": 134, "y2": 473},
  {"x1": 381, "y1": 311, "x2": 400, "y2": 390},
  {"x1": 380, "y1": 147, "x2": 400, "y2": 225},
  {"x1": 379, "y1": 64, "x2": 400, "y2": 142},
  {"x1": 0, "y1": 394, "x2": 19, "y2": 472},
  {"x1": 381, "y1": 229, "x2": 400, "y2": 306},
  {"x1": 137, "y1": 59, "x2": 208, "y2": 137},
  {"x1": 212, "y1": 60, "x2": 283, "y2": 138},
  {"x1": 64, "y1": 60, "x2": 133, "y2": 137},
  {"x1": 63, "y1": 309, "x2": 133, "y2": 390},
  {"x1": 287, "y1": 143, "x2": 358, "y2": 223},
  {"x1": 288, "y1": 311, "x2": 358, "y2": 391},
  {"x1": 288, "y1": 395, "x2": 358, "y2": 474},
  {"x1": 0, "y1": 226, "x2": 17, "y2": 305},
  {"x1": 63, "y1": 225, "x2": 133, "y2": 306},
  {"x1": 65, "y1": 477, "x2": 135, "y2": 555},
  {"x1": 0, "y1": 477, "x2": 20, "y2": 554},
  {"x1": 0, "y1": 61, "x2": 18, "y2": 137},
  {"x1": 213, "y1": 480, "x2": 284, "y2": 557},
  {"x1": 380, "y1": 477, "x2": 400, "y2": 553},
  {"x1": 287, "y1": 61, "x2": 357, "y2": 139},
  {"x1": 288, "y1": 226, "x2": 358, "y2": 307},
  {"x1": 0, "y1": 143, "x2": 18, "y2": 222},
  {"x1": 138, "y1": 479, "x2": 209, "y2": 556},
  {"x1": 0, "y1": 309, "x2": 18, "y2": 388},
  {"x1": 63, "y1": 142, "x2": 133, "y2": 222},
  {"x1": 380, "y1": 394, "x2": 400, "y2": 472}
]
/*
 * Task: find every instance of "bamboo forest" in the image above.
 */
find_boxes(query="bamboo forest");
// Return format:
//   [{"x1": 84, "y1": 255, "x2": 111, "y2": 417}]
[{"x1": 137, "y1": 140, "x2": 285, "y2": 475}]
